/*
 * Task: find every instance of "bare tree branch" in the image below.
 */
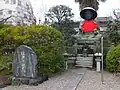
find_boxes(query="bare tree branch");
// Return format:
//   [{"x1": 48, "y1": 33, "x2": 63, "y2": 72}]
[
  {"x1": 0, "y1": 16, "x2": 13, "y2": 24},
  {"x1": 0, "y1": 9, "x2": 9, "y2": 11},
  {"x1": 0, "y1": 8, "x2": 36, "y2": 25},
  {"x1": 113, "y1": 10, "x2": 119, "y2": 20}
]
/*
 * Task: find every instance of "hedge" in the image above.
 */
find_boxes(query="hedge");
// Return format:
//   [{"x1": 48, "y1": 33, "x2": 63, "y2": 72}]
[
  {"x1": 0, "y1": 24, "x2": 65, "y2": 76},
  {"x1": 106, "y1": 45, "x2": 120, "y2": 72}
]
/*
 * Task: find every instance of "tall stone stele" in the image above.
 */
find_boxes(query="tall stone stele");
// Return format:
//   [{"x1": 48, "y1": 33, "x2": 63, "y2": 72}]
[{"x1": 12, "y1": 45, "x2": 42, "y2": 85}]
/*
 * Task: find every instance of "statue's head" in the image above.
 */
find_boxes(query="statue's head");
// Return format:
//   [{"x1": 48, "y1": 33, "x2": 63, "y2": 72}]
[
  {"x1": 84, "y1": 10, "x2": 93, "y2": 20},
  {"x1": 80, "y1": 7, "x2": 97, "y2": 20}
]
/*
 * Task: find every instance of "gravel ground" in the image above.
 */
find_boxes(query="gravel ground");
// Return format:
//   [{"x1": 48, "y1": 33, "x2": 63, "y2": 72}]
[
  {"x1": 77, "y1": 70, "x2": 120, "y2": 90},
  {"x1": 1, "y1": 68, "x2": 120, "y2": 90},
  {"x1": 1, "y1": 68, "x2": 86, "y2": 90}
]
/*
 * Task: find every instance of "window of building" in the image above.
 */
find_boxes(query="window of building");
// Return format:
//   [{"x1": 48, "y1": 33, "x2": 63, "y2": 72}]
[
  {"x1": 5, "y1": 0, "x2": 9, "y2": 4},
  {"x1": 17, "y1": 11, "x2": 20, "y2": 14},
  {"x1": 7, "y1": 21, "x2": 13, "y2": 25},
  {"x1": 0, "y1": 11, "x2": 3, "y2": 15},
  {"x1": 11, "y1": 0, "x2": 16, "y2": 4},
  {"x1": 9, "y1": 21, "x2": 13, "y2": 24},
  {"x1": 18, "y1": 0, "x2": 21, "y2": 6},
  {"x1": 29, "y1": 16, "x2": 32, "y2": 20},
  {"x1": 8, "y1": 10, "x2": 12, "y2": 14},
  {"x1": 26, "y1": 3, "x2": 29, "y2": 10},
  {"x1": 24, "y1": 14, "x2": 27, "y2": 18}
]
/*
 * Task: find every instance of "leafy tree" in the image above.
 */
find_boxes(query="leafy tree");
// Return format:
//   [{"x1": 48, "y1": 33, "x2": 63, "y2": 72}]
[
  {"x1": 75, "y1": 0, "x2": 106, "y2": 10},
  {"x1": 46, "y1": 5, "x2": 76, "y2": 47},
  {"x1": 107, "y1": 20, "x2": 120, "y2": 45},
  {"x1": 46, "y1": 5, "x2": 74, "y2": 23},
  {"x1": 55, "y1": 20, "x2": 77, "y2": 46},
  {"x1": 0, "y1": 24, "x2": 10, "y2": 29}
]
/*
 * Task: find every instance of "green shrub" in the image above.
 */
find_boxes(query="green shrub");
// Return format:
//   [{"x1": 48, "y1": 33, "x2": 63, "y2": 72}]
[
  {"x1": 0, "y1": 24, "x2": 10, "y2": 29},
  {"x1": 28, "y1": 25, "x2": 65, "y2": 75},
  {"x1": 65, "y1": 46, "x2": 77, "y2": 55},
  {"x1": 0, "y1": 54, "x2": 13, "y2": 76},
  {"x1": 0, "y1": 25, "x2": 65, "y2": 76},
  {"x1": 106, "y1": 45, "x2": 120, "y2": 72}
]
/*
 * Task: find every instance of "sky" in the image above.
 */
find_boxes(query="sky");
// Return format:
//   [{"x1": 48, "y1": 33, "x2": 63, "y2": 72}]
[{"x1": 30, "y1": 0, "x2": 120, "y2": 23}]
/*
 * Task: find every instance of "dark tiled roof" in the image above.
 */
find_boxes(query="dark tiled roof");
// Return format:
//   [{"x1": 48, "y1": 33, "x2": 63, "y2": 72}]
[{"x1": 96, "y1": 17, "x2": 113, "y2": 22}]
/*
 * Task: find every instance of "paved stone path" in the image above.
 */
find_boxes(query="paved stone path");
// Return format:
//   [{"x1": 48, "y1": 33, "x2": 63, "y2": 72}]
[
  {"x1": 1, "y1": 68, "x2": 86, "y2": 90},
  {"x1": 2, "y1": 68, "x2": 120, "y2": 90},
  {"x1": 77, "y1": 70, "x2": 120, "y2": 90}
]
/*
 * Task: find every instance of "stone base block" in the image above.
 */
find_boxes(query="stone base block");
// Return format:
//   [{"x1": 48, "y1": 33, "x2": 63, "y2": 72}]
[{"x1": 12, "y1": 76, "x2": 48, "y2": 86}]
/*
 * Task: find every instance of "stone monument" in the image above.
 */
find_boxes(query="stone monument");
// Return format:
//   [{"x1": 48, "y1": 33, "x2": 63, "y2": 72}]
[{"x1": 12, "y1": 45, "x2": 43, "y2": 85}]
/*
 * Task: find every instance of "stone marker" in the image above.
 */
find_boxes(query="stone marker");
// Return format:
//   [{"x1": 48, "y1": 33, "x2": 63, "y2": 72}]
[{"x1": 12, "y1": 45, "x2": 43, "y2": 85}]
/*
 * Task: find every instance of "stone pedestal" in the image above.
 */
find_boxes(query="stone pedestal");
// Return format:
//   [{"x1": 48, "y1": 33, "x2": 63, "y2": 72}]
[
  {"x1": 95, "y1": 59, "x2": 101, "y2": 72},
  {"x1": 12, "y1": 77, "x2": 43, "y2": 86}
]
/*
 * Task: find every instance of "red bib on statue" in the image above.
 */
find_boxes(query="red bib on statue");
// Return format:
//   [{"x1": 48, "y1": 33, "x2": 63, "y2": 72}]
[{"x1": 81, "y1": 20, "x2": 98, "y2": 32}]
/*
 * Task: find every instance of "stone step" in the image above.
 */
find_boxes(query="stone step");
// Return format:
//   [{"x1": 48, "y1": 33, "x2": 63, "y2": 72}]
[
  {"x1": 77, "y1": 54, "x2": 94, "y2": 57},
  {"x1": 68, "y1": 57, "x2": 76, "y2": 60},
  {"x1": 76, "y1": 61, "x2": 93, "y2": 65},
  {"x1": 75, "y1": 56, "x2": 93, "y2": 68},
  {"x1": 76, "y1": 60, "x2": 93, "y2": 64},
  {"x1": 75, "y1": 64, "x2": 92, "y2": 68},
  {"x1": 76, "y1": 57, "x2": 93, "y2": 61},
  {"x1": 75, "y1": 63, "x2": 92, "y2": 67},
  {"x1": 67, "y1": 60, "x2": 75, "y2": 63},
  {"x1": 77, "y1": 54, "x2": 83, "y2": 57}
]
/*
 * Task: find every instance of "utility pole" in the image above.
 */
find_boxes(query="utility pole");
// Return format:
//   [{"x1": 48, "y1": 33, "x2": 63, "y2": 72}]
[{"x1": 101, "y1": 35, "x2": 104, "y2": 83}]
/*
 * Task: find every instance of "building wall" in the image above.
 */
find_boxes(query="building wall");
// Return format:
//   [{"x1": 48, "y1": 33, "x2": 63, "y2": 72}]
[{"x1": 0, "y1": 0, "x2": 36, "y2": 25}]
